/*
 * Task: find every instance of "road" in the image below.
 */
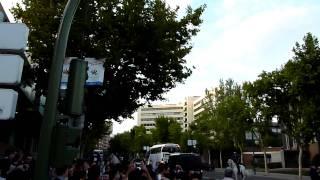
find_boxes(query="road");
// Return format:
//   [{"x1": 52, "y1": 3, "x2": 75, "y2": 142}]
[{"x1": 203, "y1": 170, "x2": 311, "y2": 180}]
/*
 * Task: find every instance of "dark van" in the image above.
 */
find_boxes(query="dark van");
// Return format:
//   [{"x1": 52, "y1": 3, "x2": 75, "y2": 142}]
[{"x1": 168, "y1": 153, "x2": 203, "y2": 179}]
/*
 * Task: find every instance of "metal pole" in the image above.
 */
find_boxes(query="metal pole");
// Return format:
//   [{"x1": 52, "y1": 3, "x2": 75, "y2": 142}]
[{"x1": 34, "y1": 0, "x2": 81, "y2": 179}]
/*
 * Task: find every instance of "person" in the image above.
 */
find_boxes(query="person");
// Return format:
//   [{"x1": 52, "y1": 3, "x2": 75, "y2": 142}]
[
  {"x1": 310, "y1": 154, "x2": 320, "y2": 180},
  {"x1": 231, "y1": 152, "x2": 240, "y2": 174},
  {"x1": 128, "y1": 160, "x2": 152, "y2": 180},
  {"x1": 0, "y1": 149, "x2": 16, "y2": 178},
  {"x1": 172, "y1": 164, "x2": 184, "y2": 180},
  {"x1": 54, "y1": 166, "x2": 69, "y2": 180},
  {"x1": 223, "y1": 167, "x2": 234, "y2": 180},
  {"x1": 87, "y1": 161, "x2": 100, "y2": 180},
  {"x1": 69, "y1": 159, "x2": 88, "y2": 180},
  {"x1": 156, "y1": 162, "x2": 170, "y2": 180}
]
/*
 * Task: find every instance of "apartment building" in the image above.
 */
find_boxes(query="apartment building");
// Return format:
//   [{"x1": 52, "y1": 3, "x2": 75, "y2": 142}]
[
  {"x1": 137, "y1": 96, "x2": 202, "y2": 132},
  {"x1": 137, "y1": 104, "x2": 185, "y2": 132},
  {"x1": 183, "y1": 96, "x2": 201, "y2": 130},
  {"x1": 193, "y1": 96, "x2": 205, "y2": 120}
]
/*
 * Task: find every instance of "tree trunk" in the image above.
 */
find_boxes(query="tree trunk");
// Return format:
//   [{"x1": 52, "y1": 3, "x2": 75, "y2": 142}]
[
  {"x1": 263, "y1": 147, "x2": 269, "y2": 175},
  {"x1": 208, "y1": 149, "x2": 211, "y2": 167},
  {"x1": 239, "y1": 146, "x2": 244, "y2": 164},
  {"x1": 220, "y1": 150, "x2": 223, "y2": 168},
  {"x1": 298, "y1": 145, "x2": 303, "y2": 180},
  {"x1": 260, "y1": 139, "x2": 269, "y2": 175}
]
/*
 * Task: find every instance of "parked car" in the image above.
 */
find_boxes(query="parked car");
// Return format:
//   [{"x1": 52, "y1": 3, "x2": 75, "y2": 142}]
[{"x1": 168, "y1": 153, "x2": 203, "y2": 179}]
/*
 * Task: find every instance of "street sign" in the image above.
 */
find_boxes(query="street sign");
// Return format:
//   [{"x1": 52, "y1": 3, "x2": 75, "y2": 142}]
[
  {"x1": 0, "y1": 22, "x2": 29, "y2": 120},
  {"x1": 0, "y1": 89, "x2": 18, "y2": 120},
  {"x1": 60, "y1": 57, "x2": 105, "y2": 89},
  {"x1": 0, "y1": 23, "x2": 29, "y2": 51},
  {"x1": 0, "y1": 54, "x2": 24, "y2": 85}
]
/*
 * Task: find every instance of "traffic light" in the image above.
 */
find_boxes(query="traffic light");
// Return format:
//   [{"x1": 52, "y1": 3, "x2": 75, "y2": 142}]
[
  {"x1": 50, "y1": 125, "x2": 81, "y2": 167},
  {"x1": 65, "y1": 59, "x2": 88, "y2": 116}
]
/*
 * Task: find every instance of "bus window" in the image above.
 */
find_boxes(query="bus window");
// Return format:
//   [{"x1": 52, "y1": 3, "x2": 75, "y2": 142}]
[
  {"x1": 162, "y1": 146, "x2": 181, "y2": 153},
  {"x1": 150, "y1": 147, "x2": 161, "y2": 154}
]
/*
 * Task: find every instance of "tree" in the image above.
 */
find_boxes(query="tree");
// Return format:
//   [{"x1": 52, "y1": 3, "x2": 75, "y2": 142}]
[
  {"x1": 243, "y1": 71, "x2": 285, "y2": 174},
  {"x1": 279, "y1": 33, "x2": 320, "y2": 179},
  {"x1": 11, "y1": 0, "x2": 205, "y2": 149},
  {"x1": 192, "y1": 89, "x2": 230, "y2": 168},
  {"x1": 193, "y1": 80, "x2": 251, "y2": 168},
  {"x1": 168, "y1": 121, "x2": 183, "y2": 144},
  {"x1": 81, "y1": 120, "x2": 113, "y2": 155},
  {"x1": 130, "y1": 125, "x2": 153, "y2": 153},
  {"x1": 246, "y1": 33, "x2": 320, "y2": 179},
  {"x1": 109, "y1": 131, "x2": 133, "y2": 155},
  {"x1": 213, "y1": 79, "x2": 251, "y2": 164},
  {"x1": 151, "y1": 116, "x2": 182, "y2": 144}
]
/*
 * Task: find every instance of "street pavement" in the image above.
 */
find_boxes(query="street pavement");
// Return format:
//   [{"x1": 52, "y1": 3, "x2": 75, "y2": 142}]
[{"x1": 203, "y1": 168, "x2": 311, "y2": 180}]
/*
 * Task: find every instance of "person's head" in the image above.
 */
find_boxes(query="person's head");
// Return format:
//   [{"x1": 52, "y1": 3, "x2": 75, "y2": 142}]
[
  {"x1": 5, "y1": 149, "x2": 17, "y2": 160},
  {"x1": 158, "y1": 162, "x2": 169, "y2": 175},
  {"x1": 312, "y1": 154, "x2": 320, "y2": 166},
  {"x1": 224, "y1": 167, "x2": 233, "y2": 177},
  {"x1": 56, "y1": 166, "x2": 68, "y2": 177}
]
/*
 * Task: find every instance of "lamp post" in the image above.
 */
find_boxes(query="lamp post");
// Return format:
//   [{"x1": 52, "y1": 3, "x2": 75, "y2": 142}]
[{"x1": 34, "y1": 0, "x2": 81, "y2": 179}]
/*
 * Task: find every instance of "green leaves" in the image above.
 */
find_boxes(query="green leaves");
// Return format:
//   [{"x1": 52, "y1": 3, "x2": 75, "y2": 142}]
[
  {"x1": 193, "y1": 79, "x2": 251, "y2": 152},
  {"x1": 12, "y1": 0, "x2": 205, "y2": 151},
  {"x1": 151, "y1": 116, "x2": 182, "y2": 144}
]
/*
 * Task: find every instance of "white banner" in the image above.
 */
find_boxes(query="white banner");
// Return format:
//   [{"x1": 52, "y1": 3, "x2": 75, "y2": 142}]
[{"x1": 61, "y1": 57, "x2": 105, "y2": 89}]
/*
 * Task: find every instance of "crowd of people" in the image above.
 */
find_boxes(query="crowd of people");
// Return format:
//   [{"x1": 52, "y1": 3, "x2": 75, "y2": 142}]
[
  {"x1": 96, "y1": 157, "x2": 201, "y2": 180},
  {"x1": 0, "y1": 149, "x2": 34, "y2": 180},
  {"x1": 0, "y1": 149, "x2": 200, "y2": 180}
]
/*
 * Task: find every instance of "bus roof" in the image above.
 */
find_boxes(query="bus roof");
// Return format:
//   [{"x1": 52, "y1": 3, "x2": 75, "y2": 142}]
[{"x1": 150, "y1": 143, "x2": 180, "y2": 149}]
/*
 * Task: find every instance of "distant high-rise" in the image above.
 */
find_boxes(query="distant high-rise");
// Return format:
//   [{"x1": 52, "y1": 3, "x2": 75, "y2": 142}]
[
  {"x1": 137, "y1": 96, "x2": 202, "y2": 132},
  {"x1": 137, "y1": 104, "x2": 184, "y2": 132}
]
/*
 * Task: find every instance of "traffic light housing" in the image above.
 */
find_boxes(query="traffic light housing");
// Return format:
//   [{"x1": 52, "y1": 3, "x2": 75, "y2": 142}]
[
  {"x1": 50, "y1": 125, "x2": 81, "y2": 167},
  {"x1": 65, "y1": 59, "x2": 87, "y2": 116}
]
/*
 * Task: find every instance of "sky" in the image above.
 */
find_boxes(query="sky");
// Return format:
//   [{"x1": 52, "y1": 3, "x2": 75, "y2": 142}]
[{"x1": 3, "y1": 0, "x2": 320, "y2": 135}]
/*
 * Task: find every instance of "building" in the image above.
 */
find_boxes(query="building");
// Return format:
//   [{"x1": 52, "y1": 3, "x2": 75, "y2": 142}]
[
  {"x1": 137, "y1": 104, "x2": 184, "y2": 132},
  {"x1": 193, "y1": 96, "x2": 205, "y2": 120},
  {"x1": 0, "y1": 2, "x2": 10, "y2": 22},
  {"x1": 137, "y1": 96, "x2": 203, "y2": 132},
  {"x1": 183, "y1": 96, "x2": 201, "y2": 130}
]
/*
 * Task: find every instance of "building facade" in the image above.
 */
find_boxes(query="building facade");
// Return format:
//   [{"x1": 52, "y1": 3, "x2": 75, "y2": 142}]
[
  {"x1": 183, "y1": 96, "x2": 201, "y2": 130},
  {"x1": 137, "y1": 96, "x2": 202, "y2": 132},
  {"x1": 137, "y1": 104, "x2": 185, "y2": 132}
]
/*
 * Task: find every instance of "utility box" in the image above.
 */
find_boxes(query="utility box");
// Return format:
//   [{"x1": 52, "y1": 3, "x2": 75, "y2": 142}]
[
  {"x1": 0, "y1": 54, "x2": 24, "y2": 85},
  {"x1": 0, "y1": 89, "x2": 18, "y2": 120}
]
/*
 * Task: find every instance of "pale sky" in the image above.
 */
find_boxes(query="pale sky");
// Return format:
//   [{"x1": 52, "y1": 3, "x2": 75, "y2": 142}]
[{"x1": 3, "y1": 0, "x2": 320, "y2": 135}]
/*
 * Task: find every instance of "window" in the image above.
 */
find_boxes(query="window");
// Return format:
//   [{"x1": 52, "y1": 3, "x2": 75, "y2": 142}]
[
  {"x1": 162, "y1": 146, "x2": 181, "y2": 153},
  {"x1": 150, "y1": 147, "x2": 161, "y2": 154}
]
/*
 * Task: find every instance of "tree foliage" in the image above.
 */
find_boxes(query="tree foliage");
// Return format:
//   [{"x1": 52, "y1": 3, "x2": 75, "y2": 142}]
[
  {"x1": 151, "y1": 116, "x2": 182, "y2": 144},
  {"x1": 280, "y1": 33, "x2": 320, "y2": 144},
  {"x1": 243, "y1": 33, "x2": 320, "y2": 178},
  {"x1": 11, "y1": 0, "x2": 205, "y2": 147},
  {"x1": 192, "y1": 79, "x2": 251, "y2": 159},
  {"x1": 109, "y1": 125, "x2": 151, "y2": 155},
  {"x1": 213, "y1": 80, "x2": 251, "y2": 155}
]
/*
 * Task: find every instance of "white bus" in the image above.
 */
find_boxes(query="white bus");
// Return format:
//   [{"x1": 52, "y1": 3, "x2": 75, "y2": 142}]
[{"x1": 147, "y1": 143, "x2": 181, "y2": 170}]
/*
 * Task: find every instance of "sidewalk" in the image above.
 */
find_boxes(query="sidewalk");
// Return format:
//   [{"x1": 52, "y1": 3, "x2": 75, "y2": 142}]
[{"x1": 214, "y1": 168, "x2": 311, "y2": 180}]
